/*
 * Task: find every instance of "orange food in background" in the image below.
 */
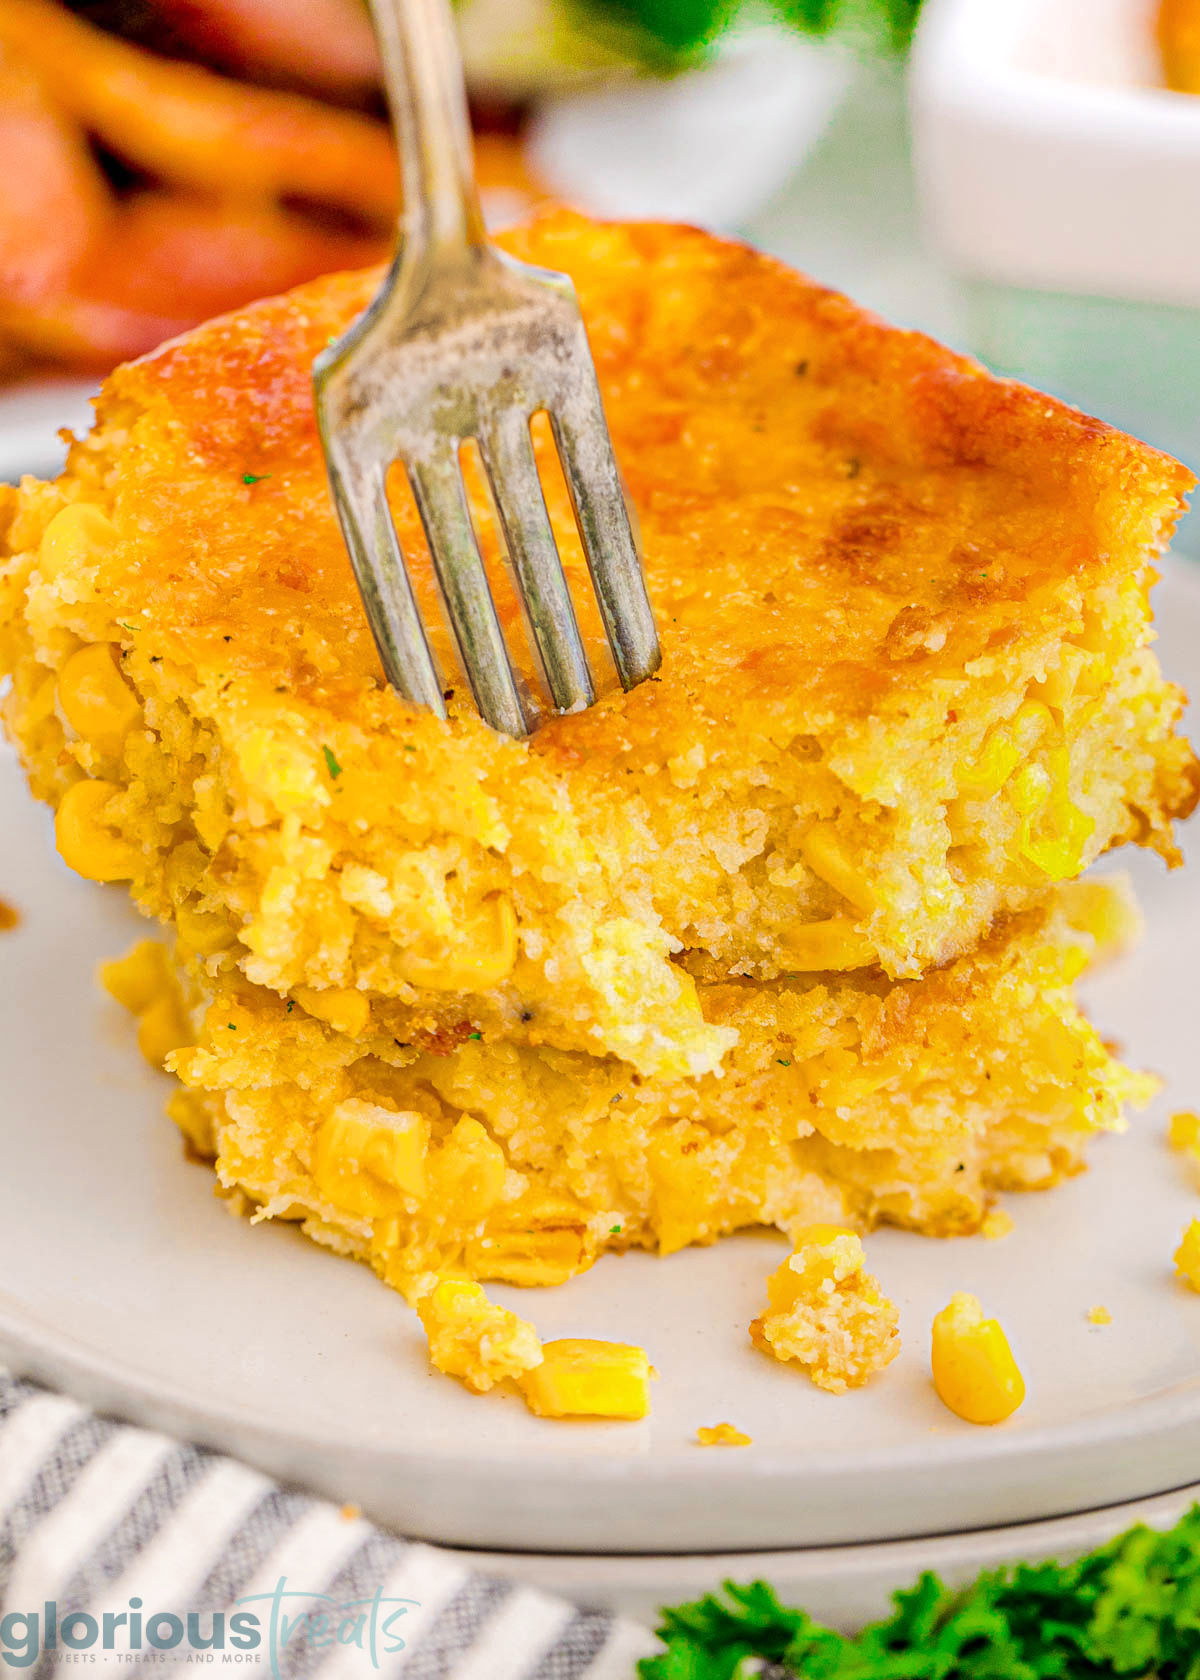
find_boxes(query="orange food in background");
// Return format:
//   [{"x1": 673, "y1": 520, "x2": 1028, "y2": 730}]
[
  {"x1": 1159, "y1": 0, "x2": 1200, "y2": 91},
  {"x1": 0, "y1": 0, "x2": 547, "y2": 376}
]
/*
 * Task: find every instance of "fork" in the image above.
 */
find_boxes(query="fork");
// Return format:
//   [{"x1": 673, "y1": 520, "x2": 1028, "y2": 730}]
[{"x1": 312, "y1": 0, "x2": 661, "y2": 739}]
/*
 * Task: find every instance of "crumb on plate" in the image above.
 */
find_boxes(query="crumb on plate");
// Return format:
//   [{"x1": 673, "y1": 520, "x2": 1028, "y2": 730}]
[
  {"x1": 749, "y1": 1227, "x2": 900, "y2": 1393},
  {"x1": 696, "y1": 1422, "x2": 752, "y2": 1447}
]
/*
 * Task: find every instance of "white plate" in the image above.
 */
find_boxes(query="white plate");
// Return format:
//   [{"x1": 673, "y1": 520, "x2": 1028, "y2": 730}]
[
  {"x1": 3, "y1": 565, "x2": 1200, "y2": 1555},
  {"x1": 0, "y1": 379, "x2": 96, "y2": 486},
  {"x1": 460, "y1": 1480, "x2": 1200, "y2": 1628}
]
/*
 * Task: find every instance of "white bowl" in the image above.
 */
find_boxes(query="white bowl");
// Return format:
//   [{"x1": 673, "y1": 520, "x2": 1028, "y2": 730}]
[{"x1": 910, "y1": 0, "x2": 1200, "y2": 512}]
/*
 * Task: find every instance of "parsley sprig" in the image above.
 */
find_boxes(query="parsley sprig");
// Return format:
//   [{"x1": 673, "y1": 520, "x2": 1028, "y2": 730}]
[
  {"x1": 640, "y1": 1506, "x2": 1200, "y2": 1679},
  {"x1": 586, "y1": 0, "x2": 924, "y2": 62}
]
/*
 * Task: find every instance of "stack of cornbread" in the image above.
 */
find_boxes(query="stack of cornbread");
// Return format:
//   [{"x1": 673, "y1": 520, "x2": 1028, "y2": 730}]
[{"x1": 1, "y1": 213, "x2": 1195, "y2": 1413}]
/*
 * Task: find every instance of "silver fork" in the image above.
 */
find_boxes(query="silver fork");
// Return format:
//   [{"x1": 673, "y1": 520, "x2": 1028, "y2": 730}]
[{"x1": 312, "y1": 0, "x2": 661, "y2": 739}]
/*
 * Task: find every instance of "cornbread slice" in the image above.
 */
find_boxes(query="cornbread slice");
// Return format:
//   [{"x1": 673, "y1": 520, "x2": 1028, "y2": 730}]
[
  {"x1": 0, "y1": 214, "x2": 1195, "y2": 1083},
  {"x1": 97, "y1": 890, "x2": 1151, "y2": 1309}
]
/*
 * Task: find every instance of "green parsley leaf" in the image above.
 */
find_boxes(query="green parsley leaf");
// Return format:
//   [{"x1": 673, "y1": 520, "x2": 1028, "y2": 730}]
[
  {"x1": 242, "y1": 472, "x2": 270, "y2": 485},
  {"x1": 468, "y1": 1031, "x2": 482, "y2": 1041},
  {"x1": 639, "y1": 1506, "x2": 1200, "y2": 1680},
  {"x1": 776, "y1": 1058, "x2": 791, "y2": 1067},
  {"x1": 322, "y1": 746, "x2": 342, "y2": 780}
]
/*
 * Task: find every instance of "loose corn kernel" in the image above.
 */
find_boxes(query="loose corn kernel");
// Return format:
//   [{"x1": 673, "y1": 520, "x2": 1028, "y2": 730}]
[
  {"x1": 101, "y1": 939, "x2": 172, "y2": 1013},
  {"x1": 783, "y1": 918, "x2": 876, "y2": 972},
  {"x1": 55, "y1": 778, "x2": 139, "y2": 881},
  {"x1": 176, "y1": 900, "x2": 234, "y2": 955},
  {"x1": 751, "y1": 1228, "x2": 900, "y2": 1392},
  {"x1": 1088, "y1": 1305, "x2": 1113, "y2": 1327},
  {"x1": 696, "y1": 1422, "x2": 752, "y2": 1447},
  {"x1": 136, "y1": 993, "x2": 191, "y2": 1069},
  {"x1": 312, "y1": 1100, "x2": 430, "y2": 1219},
  {"x1": 417, "y1": 1279, "x2": 542, "y2": 1394},
  {"x1": 57, "y1": 643, "x2": 140, "y2": 755},
  {"x1": 1169, "y1": 1109, "x2": 1200, "y2": 1158},
  {"x1": 1175, "y1": 1220, "x2": 1200, "y2": 1292},
  {"x1": 432, "y1": 1116, "x2": 507, "y2": 1221},
  {"x1": 38, "y1": 502, "x2": 117, "y2": 579},
  {"x1": 294, "y1": 985, "x2": 370, "y2": 1037},
  {"x1": 798, "y1": 824, "x2": 875, "y2": 912},
  {"x1": 400, "y1": 893, "x2": 518, "y2": 992},
  {"x1": 931, "y1": 1292, "x2": 1025, "y2": 1425},
  {"x1": 520, "y1": 1339, "x2": 653, "y2": 1420},
  {"x1": 981, "y1": 1208, "x2": 1014, "y2": 1241}
]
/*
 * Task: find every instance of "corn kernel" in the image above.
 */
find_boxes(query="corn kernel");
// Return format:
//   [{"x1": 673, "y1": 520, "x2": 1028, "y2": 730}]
[
  {"x1": 696, "y1": 1422, "x2": 752, "y2": 1447},
  {"x1": 1170, "y1": 1109, "x2": 1200, "y2": 1157},
  {"x1": 312, "y1": 1101, "x2": 430, "y2": 1219},
  {"x1": 1008, "y1": 762, "x2": 1051, "y2": 814},
  {"x1": 798, "y1": 824, "x2": 875, "y2": 912},
  {"x1": 176, "y1": 900, "x2": 234, "y2": 955},
  {"x1": 55, "y1": 778, "x2": 139, "y2": 881},
  {"x1": 1175, "y1": 1219, "x2": 1200, "y2": 1291},
  {"x1": 294, "y1": 985, "x2": 370, "y2": 1037},
  {"x1": 38, "y1": 503, "x2": 117, "y2": 579},
  {"x1": 417, "y1": 1278, "x2": 542, "y2": 1394},
  {"x1": 956, "y1": 727, "x2": 1021, "y2": 798},
  {"x1": 1012, "y1": 743, "x2": 1095, "y2": 882},
  {"x1": 783, "y1": 918, "x2": 875, "y2": 972},
  {"x1": 931, "y1": 1292, "x2": 1025, "y2": 1425},
  {"x1": 467, "y1": 1226, "x2": 586, "y2": 1288},
  {"x1": 981, "y1": 1208, "x2": 1014, "y2": 1241},
  {"x1": 1087, "y1": 1305, "x2": 1112, "y2": 1327},
  {"x1": 136, "y1": 993, "x2": 191, "y2": 1069},
  {"x1": 101, "y1": 939, "x2": 172, "y2": 1013},
  {"x1": 433, "y1": 1116, "x2": 507, "y2": 1221},
  {"x1": 57, "y1": 643, "x2": 140, "y2": 755},
  {"x1": 520, "y1": 1339, "x2": 652, "y2": 1420},
  {"x1": 400, "y1": 893, "x2": 518, "y2": 992}
]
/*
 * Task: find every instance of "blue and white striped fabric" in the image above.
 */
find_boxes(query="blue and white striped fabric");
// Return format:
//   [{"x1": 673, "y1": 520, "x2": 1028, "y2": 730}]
[{"x1": 0, "y1": 1371, "x2": 656, "y2": 1677}]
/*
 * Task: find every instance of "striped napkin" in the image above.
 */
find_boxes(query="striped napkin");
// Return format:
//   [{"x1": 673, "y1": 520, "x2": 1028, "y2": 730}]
[{"x1": 0, "y1": 1370, "x2": 656, "y2": 1677}]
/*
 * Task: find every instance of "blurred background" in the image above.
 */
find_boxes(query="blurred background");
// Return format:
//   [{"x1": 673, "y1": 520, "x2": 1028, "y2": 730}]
[{"x1": 2, "y1": 0, "x2": 1199, "y2": 523}]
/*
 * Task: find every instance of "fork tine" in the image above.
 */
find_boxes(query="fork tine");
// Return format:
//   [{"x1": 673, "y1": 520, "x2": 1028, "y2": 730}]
[
  {"x1": 479, "y1": 411, "x2": 594, "y2": 715},
  {"x1": 407, "y1": 453, "x2": 530, "y2": 738},
  {"x1": 329, "y1": 464, "x2": 446, "y2": 718},
  {"x1": 550, "y1": 384, "x2": 661, "y2": 692}
]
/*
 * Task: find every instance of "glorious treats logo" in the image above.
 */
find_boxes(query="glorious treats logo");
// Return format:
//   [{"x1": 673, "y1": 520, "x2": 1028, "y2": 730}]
[{"x1": 0, "y1": 1579, "x2": 419, "y2": 1672}]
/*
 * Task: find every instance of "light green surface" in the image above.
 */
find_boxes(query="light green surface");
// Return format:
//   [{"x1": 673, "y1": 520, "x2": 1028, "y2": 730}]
[{"x1": 968, "y1": 282, "x2": 1200, "y2": 511}]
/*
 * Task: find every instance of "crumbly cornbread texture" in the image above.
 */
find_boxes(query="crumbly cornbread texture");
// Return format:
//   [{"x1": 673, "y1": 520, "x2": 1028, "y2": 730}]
[
  {"x1": 0, "y1": 213, "x2": 1196, "y2": 1088},
  {"x1": 97, "y1": 891, "x2": 1151, "y2": 1304},
  {"x1": 749, "y1": 1228, "x2": 901, "y2": 1393}
]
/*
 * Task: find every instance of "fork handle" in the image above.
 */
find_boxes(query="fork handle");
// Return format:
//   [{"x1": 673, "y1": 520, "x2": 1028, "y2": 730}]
[{"x1": 368, "y1": 0, "x2": 486, "y2": 266}]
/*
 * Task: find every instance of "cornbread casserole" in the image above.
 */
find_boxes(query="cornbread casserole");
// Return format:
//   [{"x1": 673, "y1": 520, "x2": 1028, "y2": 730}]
[
  {"x1": 0, "y1": 213, "x2": 1194, "y2": 1402},
  {"x1": 106, "y1": 888, "x2": 1149, "y2": 1290}
]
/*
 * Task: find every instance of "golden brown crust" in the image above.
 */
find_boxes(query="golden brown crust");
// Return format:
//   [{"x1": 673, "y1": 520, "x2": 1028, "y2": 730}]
[{"x1": 82, "y1": 210, "x2": 1191, "y2": 748}]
